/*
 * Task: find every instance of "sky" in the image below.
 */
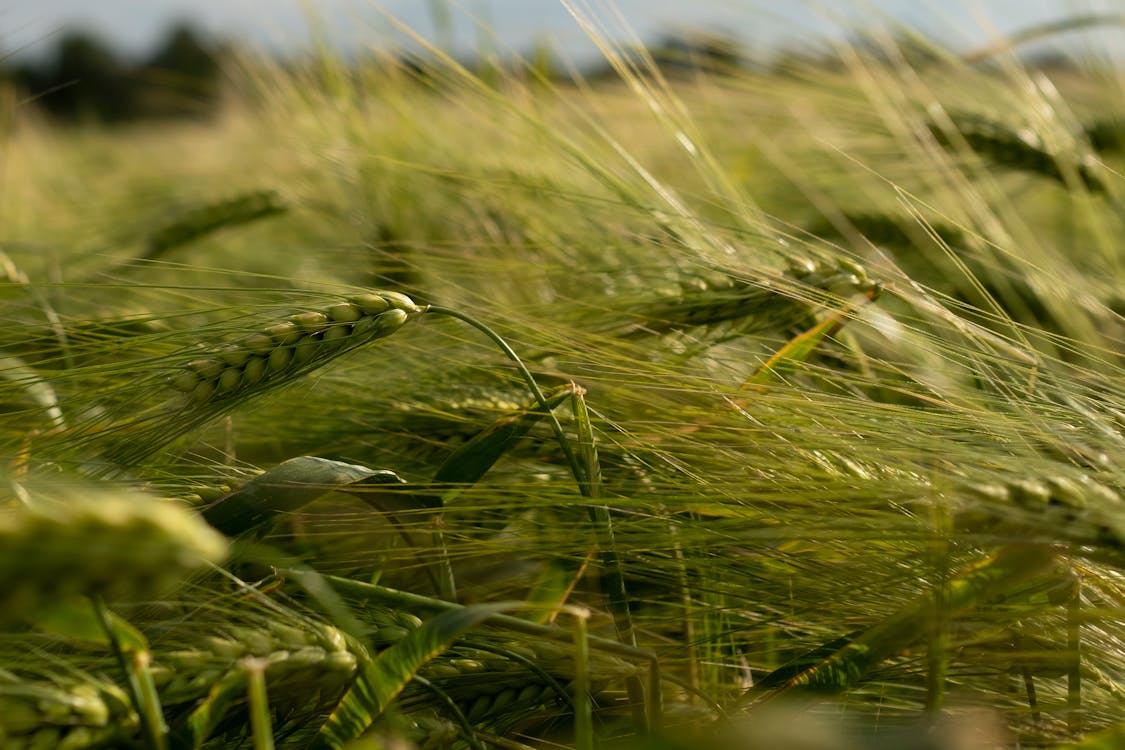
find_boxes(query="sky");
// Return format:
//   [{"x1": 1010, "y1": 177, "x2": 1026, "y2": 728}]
[{"x1": 2, "y1": 1, "x2": 1120, "y2": 64}]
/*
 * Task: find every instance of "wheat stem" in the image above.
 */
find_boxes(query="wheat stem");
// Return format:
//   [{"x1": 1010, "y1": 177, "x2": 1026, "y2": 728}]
[{"x1": 426, "y1": 305, "x2": 586, "y2": 489}]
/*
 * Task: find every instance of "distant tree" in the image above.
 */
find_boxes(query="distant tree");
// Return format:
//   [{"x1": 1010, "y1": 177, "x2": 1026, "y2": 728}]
[
  {"x1": 1, "y1": 22, "x2": 228, "y2": 124},
  {"x1": 29, "y1": 30, "x2": 134, "y2": 122},
  {"x1": 650, "y1": 32, "x2": 745, "y2": 75},
  {"x1": 147, "y1": 22, "x2": 219, "y2": 83},
  {"x1": 583, "y1": 30, "x2": 747, "y2": 81},
  {"x1": 138, "y1": 22, "x2": 223, "y2": 118}
]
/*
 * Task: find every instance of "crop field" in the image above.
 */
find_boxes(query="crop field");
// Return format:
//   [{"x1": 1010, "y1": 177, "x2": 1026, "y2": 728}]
[{"x1": 0, "y1": 6, "x2": 1123, "y2": 749}]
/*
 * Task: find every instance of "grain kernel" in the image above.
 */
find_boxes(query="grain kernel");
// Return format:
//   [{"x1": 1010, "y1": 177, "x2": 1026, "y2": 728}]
[
  {"x1": 322, "y1": 324, "x2": 351, "y2": 349},
  {"x1": 327, "y1": 302, "x2": 362, "y2": 322},
  {"x1": 242, "y1": 332, "x2": 276, "y2": 356},
  {"x1": 323, "y1": 651, "x2": 358, "y2": 673},
  {"x1": 191, "y1": 379, "x2": 216, "y2": 404},
  {"x1": 516, "y1": 684, "x2": 542, "y2": 705},
  {"x1": 188, "y1": 358, "x2": 224, "y2": 380},
  {"x1": 372, "y1": 309, "x2": 409, "y2": 338},
  {"x1": 219, "y1": 344, "x2": 250, "y2": 367},
  {"x1": 217, "y1": 367, "x2": 242, "y2": 393},
  {"x1": 293, "y1": 335, "x2": 321, "y2": 365},
  {"x1": 266, "y1": 321, "x2": 303, "y2": 347},
  {"x1": 466, "y1": 695, "x2": 492, "y2": 722},
  {"x1": 372, "y1": 625, "x2": 411, "y2": 643},
  {"x1": 491, "y1": 687, "x2": 517, "y2": 712},
  {"x1": 380, "y1": 291, "x2": 421, "y2": 313},
  {"x1": 170, "y1": 370, "x2": 200, "y2": 393},
  {"x1": 349, "y1": 293, "x2": 391, "y2": 316},
  {"x1": 268, "y1": 346, "x2": 293, "y2": 373},
  {"x1": 243, "y1": 356, "x2": 267, "y2": 385},
  {"x1": 289, "y1": 311, "x2": 328, "y2": 335}
]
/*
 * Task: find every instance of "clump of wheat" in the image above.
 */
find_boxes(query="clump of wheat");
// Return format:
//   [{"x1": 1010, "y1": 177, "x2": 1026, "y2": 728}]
[
  {"x1": 405, "y1": 637, "x2": 644, "y2": 730},
  {"x1": 928, "y1": 112, "x2": 1104, "y2": 192},
  {"x1": 0, "y1": 676, "x2": 136, "y2": 750},
  {"x1": 0, "y1": 487, "x2": 227, "y2": 624},
  {"x1": 154, "y1": 618, "x2": 360, "y2": 717},
  {"x1": 612, "y1": 257, "x2": 879, "y2": 339},
  {"x1": 958, "y1": 474, "x2": 1125, "y2": 551}
]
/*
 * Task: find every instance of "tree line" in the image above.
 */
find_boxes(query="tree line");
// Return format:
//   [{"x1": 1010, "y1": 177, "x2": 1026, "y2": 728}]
[{"x1": 2, "y1": 22, "x2": 225, "y2": 123}]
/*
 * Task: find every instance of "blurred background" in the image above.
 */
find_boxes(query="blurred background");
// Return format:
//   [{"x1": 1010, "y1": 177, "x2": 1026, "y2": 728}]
[{"x1": 1, "y1": 0, "x2": 1120, "y2": 123}]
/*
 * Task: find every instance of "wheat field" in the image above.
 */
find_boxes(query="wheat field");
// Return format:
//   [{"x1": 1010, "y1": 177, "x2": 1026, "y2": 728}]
[{"x1": 0, "y1": 5, "x2": 1123, "y2": 749}]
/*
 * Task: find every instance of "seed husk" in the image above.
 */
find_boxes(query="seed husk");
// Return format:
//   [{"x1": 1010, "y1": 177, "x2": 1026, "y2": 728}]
[
  {"x1": 349, "y1": 293, "x2": 391, "y2": 316},
  {"x1": 322, "y1": 323, "x2": 351, "y2": 349},
  {"x1": 327, "y1": 302, "x2": 362, "y2": 322},
  {"x1": 242, "y1": 356, "x2": 267, "y2": 385},
  {"x1": 192, "y1": 379, "x2": 216, "y2": 404},
  {"x1": 351, "y1": 315, "x2": 377, "y2": 338},
  {"x1": 516, "y1": 684, "x2": 543, "y2": 704},
  {"x1": 266, "y1": 321, "x2": 303, "y2": 347},
  {"x1": 372, "y1": 625, "x2": 411, "y2": 644},
  {"x1": 268, "y1": 346, "x2": 294, "y2": 373},
  {"x1": 372, "y1": 309, "x2": 409, "y2": 338},
  {"x1": 380, "y1": 291, "x2": 422, "y2": 314},
  {"x1": 219, "y1": 345, "x2": 250, "y2": 367},
  {"x1": 323, "y1": 651, "x2": 358, "y2": 673},
  {"x1": 170, "y1": 370, "x2": 200, "y2": 393},
  {"x1": 289, "y1": 311, "x2": 329, "y2": 335},
  {"x1": 491, "y1": 687, "x2": 517, "y2": 712},
  {"x1": 293, "y1": 334, "x2": 322, "y2": 365},
  {"x1": 242, "y1": 332, "x2": 276, "y2": 356},
  {"x1": 217, "y1": 367, "x2": 242, "y2": 393},
  {"x1": 188, "y1": 358, "x2": 224, "y2": 380}
]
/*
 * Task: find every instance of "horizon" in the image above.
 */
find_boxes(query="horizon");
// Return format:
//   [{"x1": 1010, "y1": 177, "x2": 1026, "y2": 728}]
[{"x1": 4, "y1": 1, "x2": 1123, "y2": 65}]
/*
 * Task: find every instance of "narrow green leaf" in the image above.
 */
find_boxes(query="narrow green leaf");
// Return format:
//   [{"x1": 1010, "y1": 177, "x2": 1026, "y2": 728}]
[
  {"x1": 178, "y1": 670, "x2": 248, "y2": 749},
  {"x1": 569, "y1": 386, "x2": 600, "y2": 499},
  {"x1": 132, "y1": 650, "x2": 170, "y2": 750},
  {"x1": 743, "y1": 287, "x2": 879, "y2": 391},
  {"x1": 201, "y1": 456, "x2": 403, "y2": 536},
  {"x1": 571, "y1": 389, "x2": 649, "y2": 729},
  {"x1": 92, "y1": 596, "x2": 167, "y2": 750},
  {"x1": 572, "y1": 609, "x2": 594, "y2": 750},
  {"x1": 244, "y1": 658, "x2": 275, "y2": 750},
  {"x1": 312, "y1": 602, "x2": 519, "y2": 749},
  {"x1": 524, "y1": 557, "x2": 586, "y2": 624},
  {"x1": 431, "y1": 383, "x2": 579, "y2": 487}
]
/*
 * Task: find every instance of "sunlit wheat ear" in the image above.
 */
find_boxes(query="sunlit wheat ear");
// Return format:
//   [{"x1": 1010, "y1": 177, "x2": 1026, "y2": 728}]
[{"x1": 166, "y1": 291, "x2": 422, "y2": 408}]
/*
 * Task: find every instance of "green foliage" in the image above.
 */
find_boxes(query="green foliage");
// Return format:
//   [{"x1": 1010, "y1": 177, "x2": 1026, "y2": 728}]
[
  {"x1": 0, "y1": 6, "x2": 1123, "y2": 750},
  {"x1": 313, "y1": 603, "x2": 518, "y2": 749}
]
